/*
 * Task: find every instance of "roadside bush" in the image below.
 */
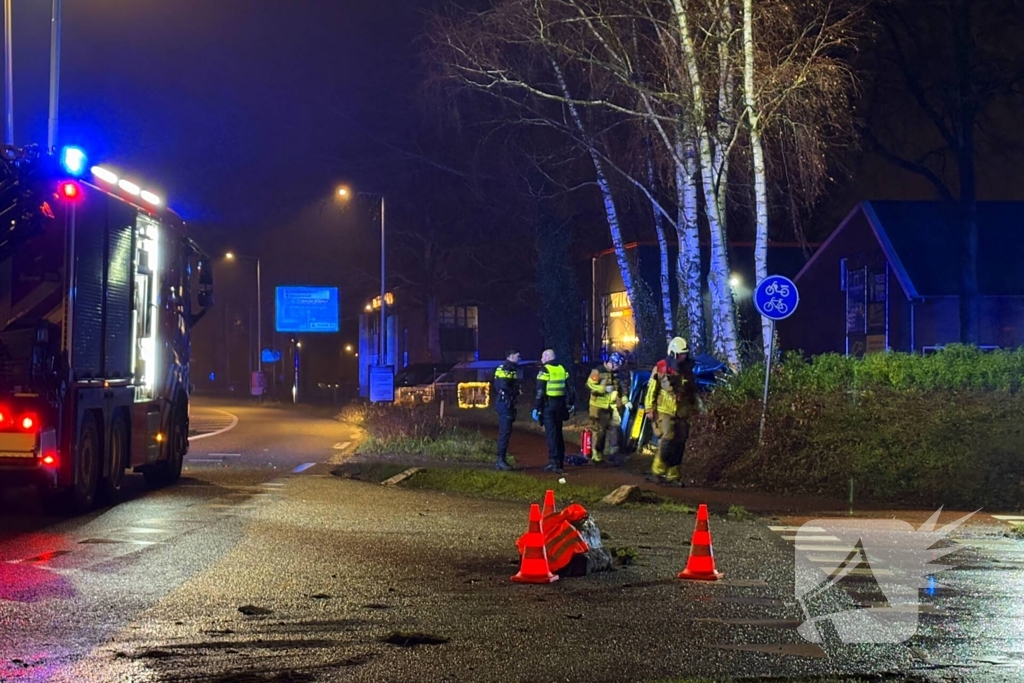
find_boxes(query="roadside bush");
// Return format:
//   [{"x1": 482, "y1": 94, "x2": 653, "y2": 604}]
[
  {"x1": 350, "y1": 404, "x2": 494, "y2": 462},
  {"x1": 689, "y1": 347, "x2": 1024, "y2": 510}
]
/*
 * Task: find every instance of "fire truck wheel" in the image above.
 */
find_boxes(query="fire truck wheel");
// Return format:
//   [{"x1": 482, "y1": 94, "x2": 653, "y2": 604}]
[
  {"x1": 72, "y1": 413, "x2": 101, "y2": 512},
  {"x1": 144, "y1": 409, "x2": 185, "y2": 488},
  {"x1": 100, "y1": 413, "x2": 129, "y2": 501}
]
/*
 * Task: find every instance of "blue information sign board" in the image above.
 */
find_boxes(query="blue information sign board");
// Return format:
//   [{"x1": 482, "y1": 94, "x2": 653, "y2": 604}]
[
  {"x1": 369, "y1": 365, "x2": 395, "y2": 404},
  {"x1": 754, "y1": 275, "x2": 800, "y2": 321},
  {"x1": 275, "y1": 286, "x2": 339, "y2": 333}
]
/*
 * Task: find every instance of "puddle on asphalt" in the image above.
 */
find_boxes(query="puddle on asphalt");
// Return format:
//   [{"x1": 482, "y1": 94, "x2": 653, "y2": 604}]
[{"x1": 713, "y1": 642, "x2": 827, "y2": 658}]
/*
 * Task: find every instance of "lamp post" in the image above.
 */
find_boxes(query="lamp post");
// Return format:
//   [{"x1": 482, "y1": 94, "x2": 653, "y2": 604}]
[
  {"x1": 225, "y1": 252, "x2": 262, "y2": 377},
  {"x1": 4, "y1": 0, "x2": 13, "y2": 145},
  {"x1": 47, "y1": 0, "x2": 62, "y2": 149},
  {"x1": 336, "y1": 187, "x2": 387, "y2": 364}
]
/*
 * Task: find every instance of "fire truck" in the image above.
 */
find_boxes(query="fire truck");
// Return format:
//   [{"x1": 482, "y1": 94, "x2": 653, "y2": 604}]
[{"x1": 0, "y1": 145, "x2": 213, "y2": 512}]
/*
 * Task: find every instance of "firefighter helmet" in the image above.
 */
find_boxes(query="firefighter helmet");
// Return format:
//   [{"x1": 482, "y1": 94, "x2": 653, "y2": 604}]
[
  {"x1": 667, "y1": 337, "x2": 689, "y2": 356},
  {"x1": 608, "y1": 352, "x2": 625, "y2": 367}
]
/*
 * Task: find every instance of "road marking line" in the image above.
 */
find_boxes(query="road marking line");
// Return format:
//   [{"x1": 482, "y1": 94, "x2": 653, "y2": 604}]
[
  {"x1": 992, "y1": 515, "x2": 1024, "y2": 521},
  {"x1": 333, "y1": 441, "x2": 352, "y2": 450},
  {"x1": 824, "y1": 567, "x2": 892, "y2": 577},
  {"x1": 795, "y1": 545, "x2": 861, "y2": 552},
  {"x1": 208, "y1": 453, "x2": 242, "y2": 457},
  {"x1": 293, "y1": 462, "x2": 317, "y2": 473},
  {"x1": 782, "y1": 535, "x2": 840, "y2": 542},
  {"x1": 189, "y1": 410, "x2": 239, "y2": 441},
  {"x1": 769, "y1": 526, "x2": 825, "y2": 532},
  {"x1": 805, "y1": 555, "x2": 868, "y2": 563}
]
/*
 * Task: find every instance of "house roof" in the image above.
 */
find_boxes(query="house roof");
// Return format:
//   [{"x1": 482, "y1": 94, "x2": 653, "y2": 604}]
[{"x1": 798, "y1": 201, "x2": 1024, "y2": 298}]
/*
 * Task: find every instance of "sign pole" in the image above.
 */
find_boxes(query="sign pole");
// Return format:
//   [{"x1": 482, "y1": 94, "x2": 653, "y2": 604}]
[
  {"x1": 758, "y1": 319, "x2": 775, "y2": 445},
  {"x1": 752, "y1": 274, "x2": 797, "y2": 447}
]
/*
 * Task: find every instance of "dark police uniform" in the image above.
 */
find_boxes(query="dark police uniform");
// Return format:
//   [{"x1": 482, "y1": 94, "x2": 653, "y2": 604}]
[
  {"x1": 534, "y1": 363, "x2": 575, "y2": 472},
  {"x1": 493, "y1": 360, "x2": 520, "y2": 469}
]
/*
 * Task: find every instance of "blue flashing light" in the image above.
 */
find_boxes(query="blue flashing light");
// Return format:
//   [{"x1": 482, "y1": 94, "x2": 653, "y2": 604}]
[{"x1": 60, "y1": 147, "x2": 88, "y2": 176}]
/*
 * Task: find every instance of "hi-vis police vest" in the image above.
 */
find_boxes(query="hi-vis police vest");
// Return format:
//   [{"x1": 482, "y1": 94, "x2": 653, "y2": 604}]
[{"x1": 539, "y1": 364, "x2": 568, "y2": 398}]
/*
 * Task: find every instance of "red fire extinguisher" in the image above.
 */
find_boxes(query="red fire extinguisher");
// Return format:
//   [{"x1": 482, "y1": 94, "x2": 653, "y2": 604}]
[{"x1": 581, "y1": 429, "x2": 593, "y2": 457}]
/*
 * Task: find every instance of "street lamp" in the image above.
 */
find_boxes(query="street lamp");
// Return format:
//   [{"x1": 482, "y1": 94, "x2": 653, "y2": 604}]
[
  {"x1": 335, "y1": 186, "x2": 387, "y2": 365},
  {"x1": 224, "y1": 252, "x2": 262, "y2": 377}
]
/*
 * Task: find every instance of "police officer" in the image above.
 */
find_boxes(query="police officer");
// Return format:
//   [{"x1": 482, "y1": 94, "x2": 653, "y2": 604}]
[
  {"x1": 533, "y1": 348, "x2": 576, "y2": 474},
  {"x1": 586, "y1": 352, "x2": 625, "y2": 465},
  {"x1": 493, "y1": 348, "x2": 521, "y2": 471},
  {"x1": 644, "y1": 337, "x2": 697, "y2": 486}
]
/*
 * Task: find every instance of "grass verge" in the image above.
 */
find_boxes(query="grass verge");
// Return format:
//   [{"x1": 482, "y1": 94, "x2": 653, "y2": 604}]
[
  {"x1": 403, "y1": 468, "x2": 609, "y2": 505},
  {"x1": 332, "y1": 463, "x2": 698, "y2": 514},
  {"x1": 357, "y1": 431, "x2": 497, "y2": 464},
  {"x1": 1009, "y1": 523, "x2": 1024, "y2": 539}
]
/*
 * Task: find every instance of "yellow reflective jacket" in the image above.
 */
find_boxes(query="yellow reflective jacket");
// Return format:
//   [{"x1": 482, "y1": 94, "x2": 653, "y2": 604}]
[
  {"x1": 587, "y1": 365, "x2": 617, "y2": 413},
  {"x1": 644, "y1": 358, "x2": 697, "y2": 419}
]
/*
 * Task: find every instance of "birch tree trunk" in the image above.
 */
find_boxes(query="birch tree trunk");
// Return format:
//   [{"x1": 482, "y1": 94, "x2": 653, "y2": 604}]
[
  {"x1": 743, "y1": 0, "x2": 772, "y2": 361},
  {"x1": 671, "y1": 0, "x2": 741, "y2": 369},
  {"x1": 674, "y1": 136, "x2": 705, "y2": 353},
  {"x1": 551, "y1": 60, "x2": 638, "y2": 309},
  {"x1": 646, "y1": 152, "x2": 674, "y2": 342}
]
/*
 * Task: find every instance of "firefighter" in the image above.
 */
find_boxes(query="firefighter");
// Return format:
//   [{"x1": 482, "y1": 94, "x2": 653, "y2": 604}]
[
  {"x1": 533, "y1": 348, "x2": 576, "y2": 474},
  {"x1": 586, "y1": 352, "x2": 625, "y2": 465},
  {"x1": 493, "y1": 348, "x2": 521, "y2": 471},
  {"x1": 644, "y1": 337, "x2": 698, "y2": 486}
]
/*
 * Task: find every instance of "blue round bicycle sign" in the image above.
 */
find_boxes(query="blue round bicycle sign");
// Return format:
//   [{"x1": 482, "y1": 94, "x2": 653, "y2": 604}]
[{"x1": 754, "y1": 275, "x2": 800, "y2": 321}]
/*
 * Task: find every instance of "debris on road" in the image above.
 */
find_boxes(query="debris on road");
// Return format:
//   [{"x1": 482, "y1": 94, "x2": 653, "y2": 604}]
[
  {"x1": 382, "y1": 467, "x2": 424, "y2": 486},
  {"x1": 237, "y1": 605, "x2": 274, "y2": 616},
  {"x1": 601, "y1": 484, "x2": 642, "y2": 506},
  {"x1": 382, "y1": 631, "x2": 450, "y2": 647},
  {"x1": 610, "y1": 547, "x2": 638, "y2": 566}
]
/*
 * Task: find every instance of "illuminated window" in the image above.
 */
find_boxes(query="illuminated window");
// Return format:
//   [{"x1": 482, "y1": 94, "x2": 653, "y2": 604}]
[{"x1": 602, "y1": 291, "x2": 637, "y2": 350}]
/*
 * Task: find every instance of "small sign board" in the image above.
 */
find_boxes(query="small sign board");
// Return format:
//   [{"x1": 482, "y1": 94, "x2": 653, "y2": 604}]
[
  {"x1": 369, "y1": 365, "x2": 395, "y2": 404},
  {"x1": 275, "y1": 286, "x2": 340, "y2": 333},
  {"x1": 250, "y1": 371, "x2": 267, "y2": 397},
  {"x1": 754, "y1": 275, "x2": 800, "y2": 321}
]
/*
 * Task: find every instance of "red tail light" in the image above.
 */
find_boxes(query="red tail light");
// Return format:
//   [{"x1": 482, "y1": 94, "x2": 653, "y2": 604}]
[
  {"x1": 59, "y1": 181, "x2": 81, "y2": 201},
  {"x1": 20, "y1": 414, "x2": 37, "y2": 431},
  {"x1": 42, "y1": 453, "x2": 57, "y2": 466}
]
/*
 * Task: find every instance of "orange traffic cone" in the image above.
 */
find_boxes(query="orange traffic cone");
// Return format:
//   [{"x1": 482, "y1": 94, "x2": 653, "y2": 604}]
[
  {"x1": 512, "y1": 503, "x2": 559, "y2": 584},
  {"x1": 542, "y1": 489, "x2": 556, "y2": 518},
  {"x1": 677, "y1": 504, "x2": 723, "y2": 581}
]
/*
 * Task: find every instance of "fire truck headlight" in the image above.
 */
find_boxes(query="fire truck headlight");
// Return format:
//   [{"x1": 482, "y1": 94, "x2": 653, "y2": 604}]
[{"x1": 60, "y1": 146, "x2": 88, "y2": 176}]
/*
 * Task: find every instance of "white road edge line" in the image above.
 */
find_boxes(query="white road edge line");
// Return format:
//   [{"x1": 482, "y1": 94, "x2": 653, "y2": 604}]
[
  {"x1": 293, "y1": 462, "x2": 317, "y2": 473},
  {"x1": 208, "y1": 453, "x2": 242, "y2": 457},
  {"x1": 189, "y1": 410, "x2": 239, "y2": 441}
]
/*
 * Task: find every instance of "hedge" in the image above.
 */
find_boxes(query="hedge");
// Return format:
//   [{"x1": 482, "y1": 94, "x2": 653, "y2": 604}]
[{"x1": 688, "y1": 346, "x2": 1024, "y2": 509}]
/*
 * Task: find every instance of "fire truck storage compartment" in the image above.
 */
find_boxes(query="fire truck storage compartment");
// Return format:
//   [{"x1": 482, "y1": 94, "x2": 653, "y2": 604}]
[{"x1": 72, "y1": 196, "x2": 137, "y2": 380}]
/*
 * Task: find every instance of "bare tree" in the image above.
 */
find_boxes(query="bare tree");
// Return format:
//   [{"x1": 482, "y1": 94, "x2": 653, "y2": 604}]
[{"x1": 861, "y1": 0, "x2": 1024, "y2": 345}]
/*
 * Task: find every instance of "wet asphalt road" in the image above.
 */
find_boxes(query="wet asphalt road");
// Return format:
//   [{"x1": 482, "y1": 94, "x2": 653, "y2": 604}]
[{"x1": 1, "y1": 399, "x2": 1024, "y2": 682}]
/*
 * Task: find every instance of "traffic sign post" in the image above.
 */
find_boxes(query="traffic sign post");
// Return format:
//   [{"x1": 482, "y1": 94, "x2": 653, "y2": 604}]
[{"x1": 753, "y1": 275, "x2": 800, "y2": 444}]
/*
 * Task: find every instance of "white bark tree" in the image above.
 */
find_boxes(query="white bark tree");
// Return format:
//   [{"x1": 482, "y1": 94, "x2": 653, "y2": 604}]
[
  {"x1": 671, "y1": 0, "x2": 741, "y2": 367},
  {"x1": 743, "y1": 0, "x2": 772, "y2": 360}
]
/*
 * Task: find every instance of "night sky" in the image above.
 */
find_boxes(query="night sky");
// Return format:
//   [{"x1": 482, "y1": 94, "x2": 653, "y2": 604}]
[{"x1": 5, "y1": 0, "x2": 426, "y2": 230}]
